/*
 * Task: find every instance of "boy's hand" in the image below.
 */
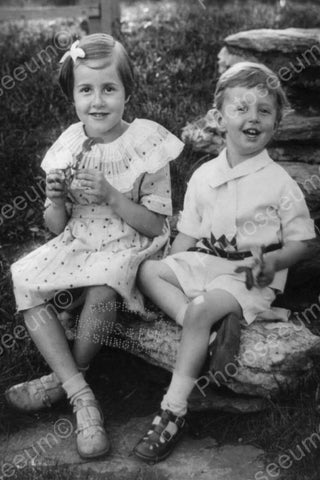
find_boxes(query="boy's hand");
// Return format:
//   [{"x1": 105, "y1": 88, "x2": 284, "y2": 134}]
[
  {"x1": 235, "y1": 246, "x2": 276, "y2": 290},
  {"x1": 253, "y1": 256, "x2": 276, "y2": 287},
  {"x1": 46, "y1": 169, "x2": 67, "y2": 206},
  {"x1": 251, "y1": 246, "x2": 276, "y2": 288}
]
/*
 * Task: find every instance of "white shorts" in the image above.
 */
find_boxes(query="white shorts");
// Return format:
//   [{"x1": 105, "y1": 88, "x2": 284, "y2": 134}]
[{"x1": 163, "y1": 251, "x2": 289, "y2": 325}]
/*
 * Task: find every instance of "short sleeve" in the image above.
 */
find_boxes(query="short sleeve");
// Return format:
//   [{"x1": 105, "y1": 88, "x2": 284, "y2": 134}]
[
  {"x1": 279, "y1": 179, "x2": 315, "y2": 243},
  {"x1": 177, "y1": 172, "x2": 202, "y2": 239},
  {"x1": 140, "y1": 164, "x2": 172, "y2": 216}
]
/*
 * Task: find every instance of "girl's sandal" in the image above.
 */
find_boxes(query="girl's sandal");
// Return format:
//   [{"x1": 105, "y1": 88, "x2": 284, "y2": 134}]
[
  {"x1": 73, "y1": 397, "x2": 110, "y2": 459},
  {"x1": 133, "y1": 409, "x2": 186, "y2": 464},
  {"x1": 5, "y1": 373, "x2": 65, "y2": 412}
]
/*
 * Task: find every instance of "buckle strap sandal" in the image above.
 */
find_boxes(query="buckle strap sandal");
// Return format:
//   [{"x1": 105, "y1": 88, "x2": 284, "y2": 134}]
[
  {"x1": 133, "y1": 409, "x2": 186, "y2": 464},
  {"x1": 73, "y1": 397, "x2": 110, "y2": 459},
  {"x1": 5, "y1": 373, "x2": 65, "y2": 412}
]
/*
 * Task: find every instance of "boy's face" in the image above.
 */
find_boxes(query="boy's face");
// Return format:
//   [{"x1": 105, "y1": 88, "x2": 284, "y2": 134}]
[{"x1": 216, "y1": 85, "x2": 278, "y2": 162}]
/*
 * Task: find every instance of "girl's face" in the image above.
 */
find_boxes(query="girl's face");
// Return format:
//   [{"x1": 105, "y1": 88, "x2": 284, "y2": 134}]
[
  {"x1": 215, "y1": 85, "x2": 278, "y2": 164},
  {"x1": 73, "y1": 57, "x2": 127, "y2": 143}
]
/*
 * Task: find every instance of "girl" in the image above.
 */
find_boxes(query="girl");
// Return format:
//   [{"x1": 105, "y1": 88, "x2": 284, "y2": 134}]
[
  {"x1": 133, "y1": 62, "x2": 316, "y2": 463},
  {"x1": 6, "y1": 33, "x2": 184, "y2": 459}
]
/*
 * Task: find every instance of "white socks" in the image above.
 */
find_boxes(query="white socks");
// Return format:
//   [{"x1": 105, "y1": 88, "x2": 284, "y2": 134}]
[
  {"x1": 161, "y1": 371, "x2": 196, "y2": 416},
  {"x1": 62, "y1": 372, "x2": 90, "y2": 401}
]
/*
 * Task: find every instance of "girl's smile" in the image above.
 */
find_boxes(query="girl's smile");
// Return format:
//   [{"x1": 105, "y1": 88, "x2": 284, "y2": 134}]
[
  {"x1": 216, "y1": 85, "x2": 278, "y2": 166},
  {"x1": 73, "y1": 58, "x2": 128, "y2": 143}
]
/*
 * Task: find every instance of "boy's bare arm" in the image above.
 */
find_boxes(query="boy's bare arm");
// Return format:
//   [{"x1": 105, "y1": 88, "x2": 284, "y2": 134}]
[
  {"x1": 267, "y1": 239, "x2": 317, "y2": 272},
  {"x1": 44, "y1": 170, "x2": 69, "y2": 235},
  {"x1": 170, "y1": 232, "x2": 197, "y2": 255},
  {"x1": 255, "y1": 239, "x2": 317, "y2": 287}
]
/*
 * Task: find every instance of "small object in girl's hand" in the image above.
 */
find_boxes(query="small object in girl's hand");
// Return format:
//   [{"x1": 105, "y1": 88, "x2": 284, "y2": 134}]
[
  {"x1": 47, "y1": 169, "x2": 66, "y2": 184},
  {"x1": 71, "y1": 177, "x2": 84, "y2": 190}
]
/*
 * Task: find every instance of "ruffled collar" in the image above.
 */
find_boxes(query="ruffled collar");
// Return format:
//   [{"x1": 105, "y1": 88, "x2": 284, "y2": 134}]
[{"x1": 42, "y1": 119, "x2": 184, "y2": 193}]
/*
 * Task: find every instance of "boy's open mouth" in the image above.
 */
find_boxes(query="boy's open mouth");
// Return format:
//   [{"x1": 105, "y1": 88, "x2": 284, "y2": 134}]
[{"x1": 243, "y1": 128, "x2": 261, "y2": 138}]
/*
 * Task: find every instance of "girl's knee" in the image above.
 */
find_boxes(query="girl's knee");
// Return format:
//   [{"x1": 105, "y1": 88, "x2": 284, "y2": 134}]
[{"x1": 138, "y1": 260, "x2": 159, "y2": 284}]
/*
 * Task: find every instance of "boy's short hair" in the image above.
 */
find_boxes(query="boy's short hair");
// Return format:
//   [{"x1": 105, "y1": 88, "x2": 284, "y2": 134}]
[
  {"x1": 59, "y1": 33, "x2": 134, "y2": 101},
  {"x1": 214, "y1": 61, "x2": 289, "y2": 122}
]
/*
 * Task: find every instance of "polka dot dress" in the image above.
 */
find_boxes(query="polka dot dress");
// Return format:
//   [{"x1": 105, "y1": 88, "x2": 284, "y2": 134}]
[{"x1": 11, "y1": 119, "x2": 184, "y2": 315}]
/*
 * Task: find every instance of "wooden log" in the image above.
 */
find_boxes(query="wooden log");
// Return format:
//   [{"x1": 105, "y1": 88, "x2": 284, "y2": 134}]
[{"x1": 63, "y1": 311, "x2": 320, "y2": 411}]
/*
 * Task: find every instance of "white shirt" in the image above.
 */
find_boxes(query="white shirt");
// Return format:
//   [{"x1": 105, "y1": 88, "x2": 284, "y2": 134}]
[{"x1": 178, "y1": 148, "x2": 315, "y2": 291}]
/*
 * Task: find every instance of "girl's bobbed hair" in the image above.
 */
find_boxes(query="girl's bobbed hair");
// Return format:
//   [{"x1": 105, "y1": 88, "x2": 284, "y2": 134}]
[
  {"x1": 59, "y1": 33, "x2": 134, "y2": 101},
  {"x1": 214, "y1": 61, "x2": 290, "y2": 123}
]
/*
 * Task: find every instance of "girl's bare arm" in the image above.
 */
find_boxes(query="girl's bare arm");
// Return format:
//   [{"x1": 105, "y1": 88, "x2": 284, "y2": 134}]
[
  {"x1": 44, "y1": 170, "x2": 69, "y2": 235},
  {"x1": 44, "y1": 203, "x2": 69, "y2": 235},
  {"x1": 170, "y1": 232, "x2": 197, "y2": 254}
]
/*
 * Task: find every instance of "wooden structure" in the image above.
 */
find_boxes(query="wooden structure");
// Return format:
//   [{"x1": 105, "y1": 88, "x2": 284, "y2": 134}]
[{"x1": 0, "y1": 0, "x2": 120, "y2": 34}]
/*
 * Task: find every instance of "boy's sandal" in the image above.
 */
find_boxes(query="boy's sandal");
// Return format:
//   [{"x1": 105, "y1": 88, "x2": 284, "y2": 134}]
[
  {"x1": 133, "y1": 409, "x2": 186, "y2": 464},
  {"x1": 73, "y1": 397, "x2": 110, "y2": 459},
  {"x1": 5, "y1": 373, "x2": 65, "y2": 412}
]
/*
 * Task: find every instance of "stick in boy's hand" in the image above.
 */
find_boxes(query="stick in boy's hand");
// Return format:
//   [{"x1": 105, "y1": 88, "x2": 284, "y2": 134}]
[
  {"x1": 234, "y1": 246, "x2": 265, "y2": 290},
  {"x1": 234, "y1": 265, "x2": 254, "y2": 290}
]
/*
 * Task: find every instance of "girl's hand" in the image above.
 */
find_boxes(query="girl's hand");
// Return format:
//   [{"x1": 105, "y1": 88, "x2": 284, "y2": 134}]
[
  {"x1": 75, "y1": 169, "x2": 115, "y2": 204},
  {"x1": 46, "y1": 169, "x2": 67, "y2": 206}
]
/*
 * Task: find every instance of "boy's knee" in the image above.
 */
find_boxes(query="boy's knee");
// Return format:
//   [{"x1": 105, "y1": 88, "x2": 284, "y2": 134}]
[{"x1": 184, "y1": 298, "x2": 211, "y2": 329}]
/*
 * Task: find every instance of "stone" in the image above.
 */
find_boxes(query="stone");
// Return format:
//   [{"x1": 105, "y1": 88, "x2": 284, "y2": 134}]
[
  {"x1": 0, "y1": 415, "x2": 264, "y2": 480},
  {"x1": 277, "y1": 161, "x2": 320, "y2": 216},
  {"x1": 274, "y1": 112, "x2": 320, "y2": 143},
  {"x1": 220, "y1": 28, "x2": 320, "y2": 92},
  {"x1": 268, "y1": 145, "x2": 320, "y2": 165},
  {"x1": 188, "y1": 386, "x2": 268, "y2": 413},
  {"x1": 181, "y1": 109, "x2": 223, "y2": 155},
  {"x1": 224, "y1": 28, "x2": 320, "y2": 55}
]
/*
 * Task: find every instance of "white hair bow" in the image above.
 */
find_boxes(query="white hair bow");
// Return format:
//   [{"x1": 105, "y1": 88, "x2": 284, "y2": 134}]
[{"x1": 59, "y1": 40, "x2": 86, "y2": 64}]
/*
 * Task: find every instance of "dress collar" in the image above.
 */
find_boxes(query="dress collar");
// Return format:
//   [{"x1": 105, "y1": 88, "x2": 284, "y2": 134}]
[{"x1": 208, "y1": 148, "x2": 273, "y2": 188}]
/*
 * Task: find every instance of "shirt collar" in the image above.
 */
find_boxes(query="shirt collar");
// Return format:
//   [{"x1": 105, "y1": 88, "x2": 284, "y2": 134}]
[{"x1": 208, "y1": 148, "x2": 273, "y2": 188}]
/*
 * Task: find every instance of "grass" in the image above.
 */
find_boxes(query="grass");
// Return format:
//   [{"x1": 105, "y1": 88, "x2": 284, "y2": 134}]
[{"x1": 1, "y1": 1, "x2": 320, "y2": 479}]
